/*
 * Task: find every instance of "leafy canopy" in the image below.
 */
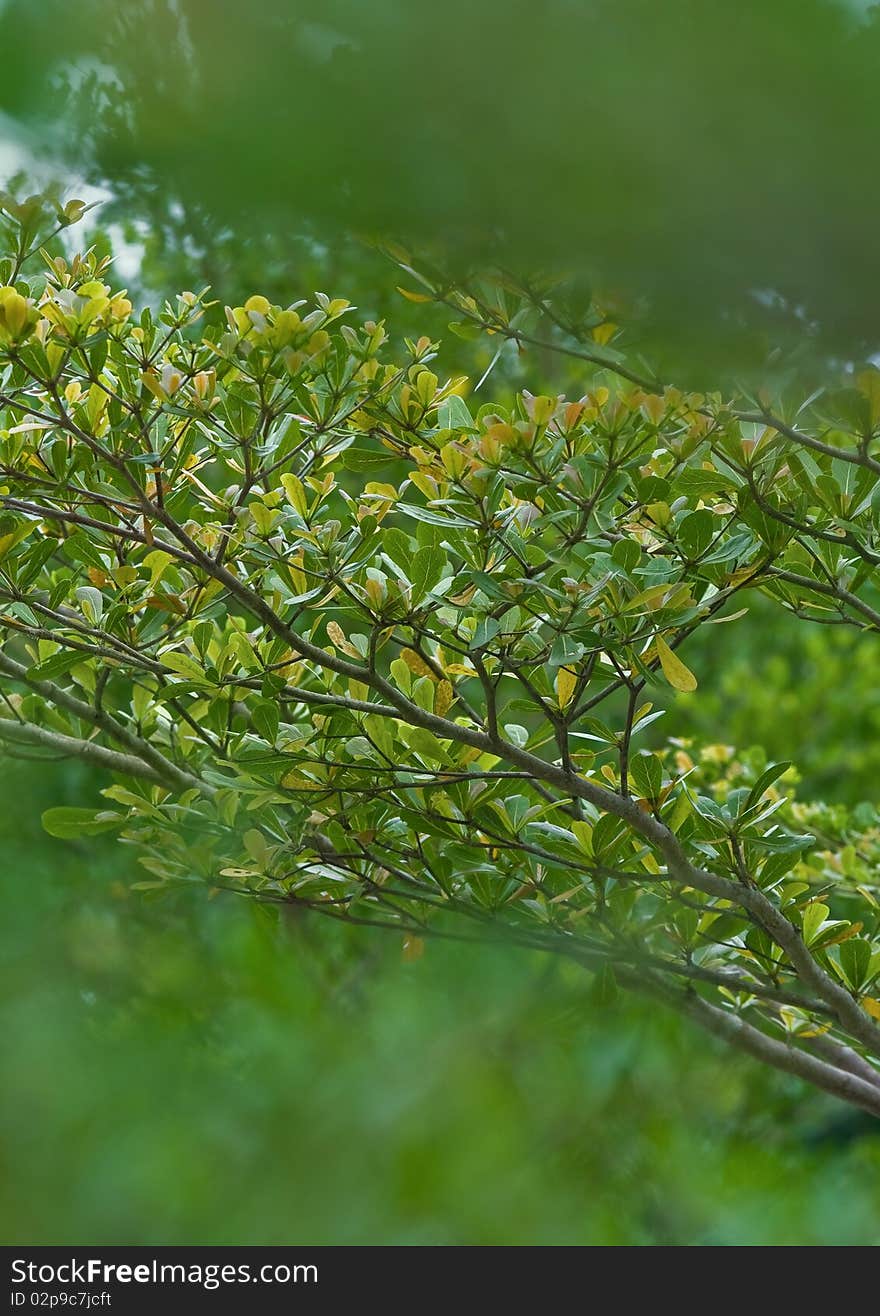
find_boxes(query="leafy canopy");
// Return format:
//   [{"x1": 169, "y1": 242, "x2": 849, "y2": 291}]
[{"x1": 1, "y1": 191, "x2": 880, "y2": 1117}]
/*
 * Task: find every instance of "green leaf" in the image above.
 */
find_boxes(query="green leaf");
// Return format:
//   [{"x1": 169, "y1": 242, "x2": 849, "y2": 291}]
[
  {"x1": 341, "y1": 447, "x2": 398, "y2": 471},
  {"x1": 252, "y1": 699, "x2": 280, "y2": 744},
  {"x1": 398, "y1": 502, "x2": 474, "y2": 529},
  {"x1": 611, "y1": 538, "x2": 640, "y2": 572},
  {"x1": 591, "y1": 814, "x2": 626, "y2": 862},
  {"x1": 29, "y1": 650, "x2": 80, "y2": 682},
  {"x1": 570, "y1": 820, "x2": 594, "y2": 857},
  {"x1": 411, "y1": 674, "x2": 436, "y2": 712},
  {"x1": 411, "y1": 544, "x2": 446, "y2": 601},
  {"x1": 438, "y1": 395, "x2": 474, "y2": 431},
  {"x1": 677, "y1": 509, "x2": 714, "y2": 558},
  {"x1": 74, "y1": 585, "x2": 104, "y2": 623},
  {"x1": 162, "y1": 651, "x2": 209, "y2": 683},
  {"x1": 746, "y1": 761, "x2": 792, "y2": 809},
  {"x1": 752, "y1": 830, "x2": 814, "y2": 854},
  {"x1": 42, "y1": 807, "x2": 122, "y2": 839},
  {"x1": 447, "y1": 320, "x2": 482, "y2": 341},
  {"x1": 629, "y1": 752, "x2": 663, "y2": 801},
  {"x1": 503, "y1": 723, "x2": 529, "y2": 748},
  {"x1": 549, "y1": 634, "x2": 585, "y2": 667},
  {"x1": 802, "y1": 902, "x2": 830, "y2": 948},
  {"x1": 469, "y1": 617, "x2": 500, "y2": 650},
  {"x1": 666, "y1": 790, "x2": 693, "y2": 834},
  {"x1": 838, "y1": 938, "x2": 874, "y2": 992},
  {"x1": 0, "y1": 520, "x2": 34, "y2": 560}
]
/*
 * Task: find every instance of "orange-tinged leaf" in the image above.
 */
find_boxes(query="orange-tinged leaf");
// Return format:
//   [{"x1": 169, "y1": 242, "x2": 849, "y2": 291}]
[
  {"x1": 862, "y1": 997, "x2": 880, "y2": 1020},
  {"x1": 641, "y1": 393, "x2": 666, "y2": 424},
  {"x1": 818, "y1": 921, "x2": 862, "y2": 948},
  {"x1": 145, "y1": 592, "x2": 186, "y2": 615}
]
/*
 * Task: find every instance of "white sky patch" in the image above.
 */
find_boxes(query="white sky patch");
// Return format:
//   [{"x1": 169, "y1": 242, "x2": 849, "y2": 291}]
[
  {"x1": 0, "y1": 117, "x2": 142, "y2": 279},
  {"x1": 105, "y1": 222, "x2": 144, "y2": 283}
]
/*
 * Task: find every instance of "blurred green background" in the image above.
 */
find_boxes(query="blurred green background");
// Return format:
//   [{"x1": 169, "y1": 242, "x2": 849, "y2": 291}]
[
  {"x1": 2, "y1": 0, "x2": 880, "y2": 1246},
  {"x1": 8, "y1": 0, "x2": 880, "y2": 378},
  {"x1": 7, "y1": 0, "x2": 880, "y2": 396},
  {"x1": 2, "y1": 741, "x2": 879, "y2": 1246}
]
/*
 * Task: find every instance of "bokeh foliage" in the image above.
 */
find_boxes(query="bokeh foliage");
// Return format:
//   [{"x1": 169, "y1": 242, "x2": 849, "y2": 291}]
[
  {"x1": 6, "y1": 0, "x2": 880, "y2": 374},
  {"x1": 3, "y1": 757, "x2": 880, "y2": 1245}
]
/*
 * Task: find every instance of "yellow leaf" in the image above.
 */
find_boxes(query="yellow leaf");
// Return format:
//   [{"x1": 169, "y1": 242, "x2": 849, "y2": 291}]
[
  {"x1": 287, "y1": 553, "x2": 307, "y2": 595},
  {"x1": 483, "y1": 421, "x2": 518, "y2": 446},
  {"x1": 439, "y1": 442, "x2": 468, "y2": 479},
  {"x1": 363, "y1": 481, "x2": 399, "y2": 501},
  {"x1": 396, "y1": 286, "x2": 432, "y2": 303},
  {"x1": 326, "y1": 621, "x2": 346, "y2": 649},
  {"x1": 725, "y1": 565, "x2": 761, "y2": 588},
  {"x1": 645, "y1": 501, "x2": 671, "y2": 528},
  {"x1": 705, "y1": 607, "x2": 750, "y2": 625},
  {"x1": 402, "y1": 935, "x2": 425, "y2": 962},
  {"x1": 280, "y1": 473, "x2": 308, "y2": 517},
  {"x1": 401, "y1": 648, "x2": 435, "y2": 679},
  {"x1": 280, "y1": 772, "x2": 322, "y2": 791},
  {"x1": 655, "y1": 635, "x2": 697, "y2": 693},
  {"x1": 556, "y1": 665, "x2": 577, "y2": 707},
  {"x1": 625, "y1": 583, "x2": 677, "y2": 614},
  {"x1": 408, "y1": 469, "x2": 439, "y2": 500},
  {"x1": 326, "y1": 621, "x2": 361, "y2": 659},
  {"x1": 862, "y1": 997, "x2": 880, "y2": 1020},
  {"x1": 0, "y1": 523, "x2": 32, "y2": 560},
  {"x1": 641, "y1": 393, "x2": 666, "y2": 424},
  {"x1": 434, "y1": 679, "x2": 454, "y2": 717},
  {"x1": 530, "y1": 395, "x2": 557, "y2": 426},
  {"x1": 591, "y1": 322, "x2": 617, "y2": 346},
  {"x1": 819, "y1": 921, "x2": 862, "y2": 948}
]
